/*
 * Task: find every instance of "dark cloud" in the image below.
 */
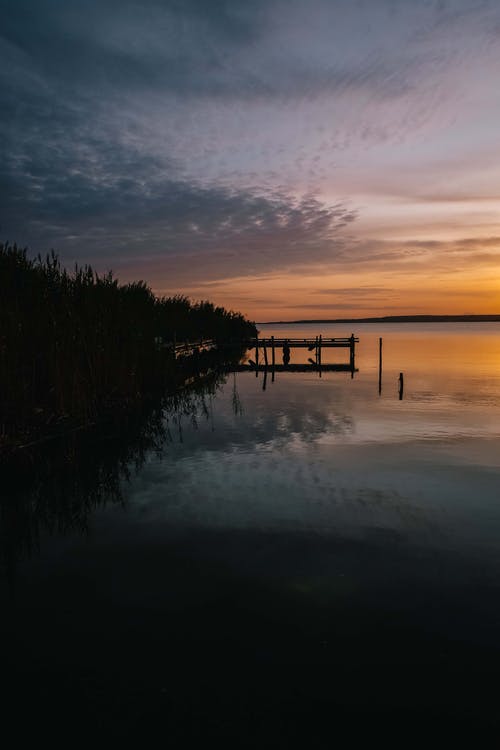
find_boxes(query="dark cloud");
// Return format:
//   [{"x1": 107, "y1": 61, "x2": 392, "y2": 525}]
[
  {"x1": 4, "y1": 0, "x2": 493, "y2": 125},
  {"x1": 1, "y1": 123, "x2": 356, "y2": 278},
  {"x1": 2, "y1": 0, "x2": 500, "y2": 296},
  {"x1": 1, "y1": 0, "x2": 363, "y2": 280},
  {"x1": 0, "y1": 0, "x2": 454, "y2": 101},
  {"x1": 0, "y1": 1, "x2": 270, "y2": 98}
]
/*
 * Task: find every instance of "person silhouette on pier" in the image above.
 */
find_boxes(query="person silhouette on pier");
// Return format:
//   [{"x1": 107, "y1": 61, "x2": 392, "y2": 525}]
[{"x1": 282, "y1": 340, "x2": 291, "y2": 366}]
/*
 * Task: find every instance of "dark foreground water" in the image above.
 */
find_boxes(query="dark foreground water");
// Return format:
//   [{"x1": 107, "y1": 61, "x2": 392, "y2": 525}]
[{"x1": 2, "y1": 323, "x2": 500, "y2": 743}]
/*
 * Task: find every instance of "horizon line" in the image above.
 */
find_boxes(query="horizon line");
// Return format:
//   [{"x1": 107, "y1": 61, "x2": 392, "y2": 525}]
[{"x1": 257, "y1": 314, "x2": 500, "y2": 325}]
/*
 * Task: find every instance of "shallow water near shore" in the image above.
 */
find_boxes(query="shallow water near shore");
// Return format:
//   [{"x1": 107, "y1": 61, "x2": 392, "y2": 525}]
[{"x1": 2, "y1": 322, "x2": 500, "y2": 740}]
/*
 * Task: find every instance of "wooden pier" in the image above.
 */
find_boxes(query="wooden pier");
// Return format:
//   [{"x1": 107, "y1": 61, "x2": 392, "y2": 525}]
[
  {"x1": 162, "y1": 339, "x2": 217, "y2": 359},
  {"x1": 160, "y1": 334, "x2": 360, "y2": 377},
  {"x1": 246, "y1": 335, "x2": 359, "y2": 372}
]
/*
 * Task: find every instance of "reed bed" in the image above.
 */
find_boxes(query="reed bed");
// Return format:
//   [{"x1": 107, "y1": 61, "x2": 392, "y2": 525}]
[{"x1": 0, "y1": 242, "x2": 256, "y2": 445}]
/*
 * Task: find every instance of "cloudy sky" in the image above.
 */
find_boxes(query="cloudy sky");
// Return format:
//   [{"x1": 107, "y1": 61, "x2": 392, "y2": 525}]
[{"x1": 2, "y1": 0, "x2": 500, "y2": 320}]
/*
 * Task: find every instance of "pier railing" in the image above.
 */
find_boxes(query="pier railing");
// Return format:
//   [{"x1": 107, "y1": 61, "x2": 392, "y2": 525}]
[
  {"x1": 161, "y1": 339, "x2": 217, "y2": 358},
  {"x1": 244, "y1": 336, "x2": 358, "y2": 348}
]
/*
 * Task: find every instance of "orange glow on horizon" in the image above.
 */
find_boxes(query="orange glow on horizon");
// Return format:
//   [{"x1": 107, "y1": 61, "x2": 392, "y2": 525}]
[{"x1": 151, "y1": 260, "x2": 500, "y2": 322}]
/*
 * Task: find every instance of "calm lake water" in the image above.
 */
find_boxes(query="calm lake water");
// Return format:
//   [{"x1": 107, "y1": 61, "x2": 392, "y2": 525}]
[{"x1": 3, "y1": 322, "x2": 500, "y2": 741}]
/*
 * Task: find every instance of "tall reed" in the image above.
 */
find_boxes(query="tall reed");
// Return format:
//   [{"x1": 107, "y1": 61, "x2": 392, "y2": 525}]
[{"x1": 0, "y1": 242, "x2": 256, "y2": 443}]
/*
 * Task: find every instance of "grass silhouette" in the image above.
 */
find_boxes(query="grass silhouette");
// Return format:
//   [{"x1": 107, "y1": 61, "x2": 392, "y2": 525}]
[{"x1": 0, "y1": 242, "x2": 256, "y2": 446}]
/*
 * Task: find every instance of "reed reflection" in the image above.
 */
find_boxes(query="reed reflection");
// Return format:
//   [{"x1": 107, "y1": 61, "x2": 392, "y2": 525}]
[{"x1": 0, "y1": 369, "x2": 236, "y2": 588}]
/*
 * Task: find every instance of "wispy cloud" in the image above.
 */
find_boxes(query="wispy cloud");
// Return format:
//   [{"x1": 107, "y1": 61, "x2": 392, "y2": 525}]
[
  {"x1": 1, "y1": 137, "x2": 356, "y2": 277},
  {"x1": 2, "y1": 0, "x2": 500, "y2": 315}
]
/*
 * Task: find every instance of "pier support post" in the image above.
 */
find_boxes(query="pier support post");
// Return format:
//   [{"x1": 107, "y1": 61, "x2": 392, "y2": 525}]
[
  {"x1": 255, "y1": 336, "x2": 259, "y2": 377},
  {"x1": 263, "y1": 341, "x2": 269, "y2": 369},
  {"x1": 399, "y1": 372, "x2": 404, "y2": 400}
]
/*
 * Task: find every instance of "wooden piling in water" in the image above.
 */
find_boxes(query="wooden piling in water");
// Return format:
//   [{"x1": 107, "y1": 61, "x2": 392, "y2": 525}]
[
  {"x1": 378, "y1": 337, "x2": 383, "y2": 395},
  {"x1": 399, "y1": 372, "x2": 404, "y2": 400},
  {"x1": 271, "y1": 336, "x2": 275, "y2": 368},
  {"x1": 263, "y1": 341, "x2": 268, "y2": 368},
  {"x1": 255, "y1": 336, "x2": 259, "y2": 377},
  {"x1": 349, "y1": 333, "x2": 355, "y2": 376}
]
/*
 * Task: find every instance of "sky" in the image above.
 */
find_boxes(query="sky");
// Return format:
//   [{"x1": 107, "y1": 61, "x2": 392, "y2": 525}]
[{"x1": 2, "y1": 0, "x2": 500, "y2": 321}]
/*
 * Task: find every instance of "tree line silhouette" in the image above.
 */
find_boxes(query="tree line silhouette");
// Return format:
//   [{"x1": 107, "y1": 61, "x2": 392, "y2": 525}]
[{"x1": 0, "y1": 241, "x2": 256, "y2": 446}]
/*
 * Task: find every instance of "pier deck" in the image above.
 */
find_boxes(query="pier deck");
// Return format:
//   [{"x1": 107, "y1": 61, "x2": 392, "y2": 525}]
[{"x1": 234, "y1": 363, "x2": 357, "y2": 373}]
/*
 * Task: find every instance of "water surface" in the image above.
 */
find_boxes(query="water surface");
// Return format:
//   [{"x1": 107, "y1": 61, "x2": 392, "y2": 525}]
[{"x1": 3, "y1": 323, "x2": 500, "y2": 741}]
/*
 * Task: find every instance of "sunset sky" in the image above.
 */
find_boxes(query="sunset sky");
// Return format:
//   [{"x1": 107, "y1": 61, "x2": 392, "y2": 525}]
[{"x1": 2, "y1": 0, "x2": 500, "y2": 321}]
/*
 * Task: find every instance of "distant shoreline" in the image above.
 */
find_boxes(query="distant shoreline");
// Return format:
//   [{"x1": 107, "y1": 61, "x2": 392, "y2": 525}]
[{"x1": 258, "y1": 315, "x2": 500, "y2": 325}]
